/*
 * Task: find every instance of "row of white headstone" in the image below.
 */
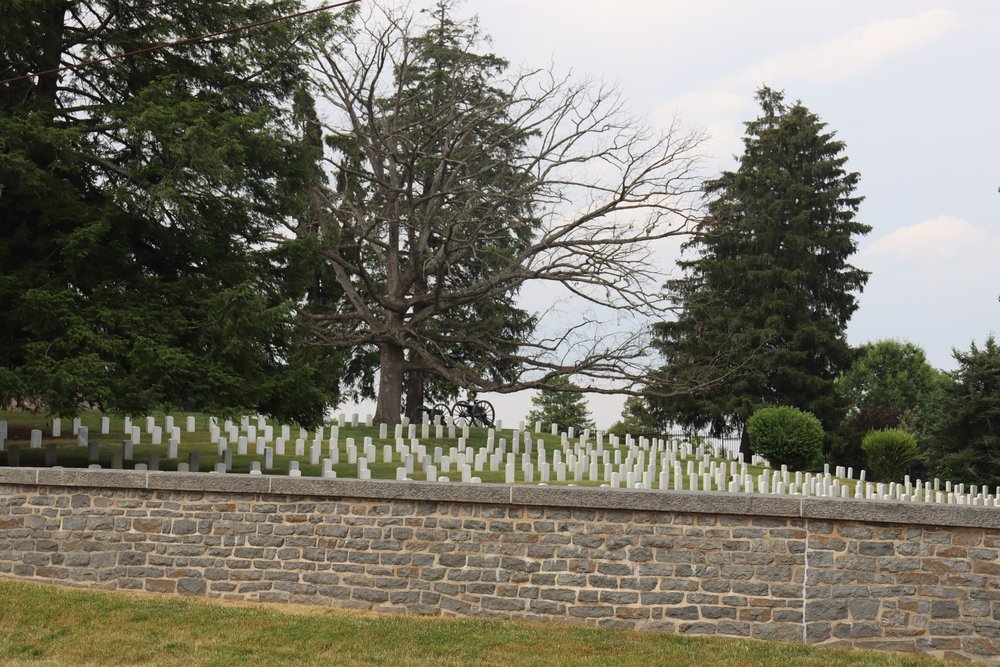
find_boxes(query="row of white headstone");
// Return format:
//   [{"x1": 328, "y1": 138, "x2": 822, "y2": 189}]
[
  {"x1": 3, "y1": 414, "x2": 998, "y2": 508},
  {"x1": 174, "y1": 416, "x2": 1000, "y2": 507}
]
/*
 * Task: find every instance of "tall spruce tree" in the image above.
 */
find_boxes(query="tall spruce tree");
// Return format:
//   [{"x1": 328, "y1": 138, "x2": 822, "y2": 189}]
[
  {"x1": 0, "y1": 1, "x2": 352, "y2": 424},
  {"x1": 650, "y1": 87, "x2": 870, "y2": 452}
]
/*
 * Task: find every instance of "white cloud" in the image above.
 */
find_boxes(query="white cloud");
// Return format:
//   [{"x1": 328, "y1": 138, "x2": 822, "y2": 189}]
[
  {"x1": 655, "y1": 8, "x2": 960, "y2": 168},
  {"x1": 728, "y1": 8, "x2": 960, "y2": 87},
  {"x1": 863, "y1": 215, "x2": 988, "y2": 264},
  {"x1": 850, "y1": 215, "x2": 1000, "y2": 370},
  {"x1": 657, "y1": 91, "x2": 750, "y2": 164}
]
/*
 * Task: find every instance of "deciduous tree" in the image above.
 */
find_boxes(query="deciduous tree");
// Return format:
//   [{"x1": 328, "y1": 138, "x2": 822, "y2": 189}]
[
  {"x1": 832, "y1": 339, "x2": 948, "y2": 467},
  {"x1": 306, "y1": 2, "x2": 704, "y2": 423}
]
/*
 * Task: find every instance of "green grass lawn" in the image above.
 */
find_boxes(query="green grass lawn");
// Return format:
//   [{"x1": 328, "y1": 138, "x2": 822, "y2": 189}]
[
  {"x1": 0, "y1": 580, "x2": 951, "y2": 667},
  {"x1": 1, "y1": 409, "x2": 794, "y2": 489}
]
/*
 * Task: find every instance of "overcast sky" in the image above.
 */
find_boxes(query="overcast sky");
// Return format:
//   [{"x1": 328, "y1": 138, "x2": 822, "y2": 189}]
[{"x1": 339, "y1": 0, "x2": 1000, "y2": 429}]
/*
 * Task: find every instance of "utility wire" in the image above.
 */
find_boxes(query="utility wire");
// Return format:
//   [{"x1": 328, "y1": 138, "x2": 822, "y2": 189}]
[{"x1": 0, "y1": 0, "x2": 361, "y2": 86}]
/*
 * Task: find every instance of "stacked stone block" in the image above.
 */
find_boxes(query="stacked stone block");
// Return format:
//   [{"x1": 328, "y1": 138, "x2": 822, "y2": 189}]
[{"x1": 1, "y1": 469, "x2": 1000, "y2": 662}]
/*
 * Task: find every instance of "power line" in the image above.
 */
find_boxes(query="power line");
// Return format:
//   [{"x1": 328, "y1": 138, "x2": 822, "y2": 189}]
[{"x1": 0, "y1": 0, "x2": 361, "y2": 86}]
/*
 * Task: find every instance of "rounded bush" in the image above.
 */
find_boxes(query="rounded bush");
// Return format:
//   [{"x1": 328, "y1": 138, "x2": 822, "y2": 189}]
[
  {"x1": 746, "y1": 406, "x2": 824, "y2": 470},
  {"x1": 861, "y1": 428, "x2": 921, "y2": 482}
]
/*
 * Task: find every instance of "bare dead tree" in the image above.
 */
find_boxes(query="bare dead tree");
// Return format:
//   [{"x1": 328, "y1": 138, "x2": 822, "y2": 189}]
[{"x1": 303, "y1": 3, "x2": 732, "y2": 423}]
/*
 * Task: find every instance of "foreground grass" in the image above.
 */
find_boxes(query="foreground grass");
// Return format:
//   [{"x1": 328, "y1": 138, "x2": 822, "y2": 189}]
[{"x1": 0, "y1": 581, "x2": 949, "y2": 666}]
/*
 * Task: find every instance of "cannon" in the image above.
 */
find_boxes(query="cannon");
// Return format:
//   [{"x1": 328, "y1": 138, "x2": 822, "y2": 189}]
[{"x1": 409, "y1": 399, "x2": 495, "y2": 428}]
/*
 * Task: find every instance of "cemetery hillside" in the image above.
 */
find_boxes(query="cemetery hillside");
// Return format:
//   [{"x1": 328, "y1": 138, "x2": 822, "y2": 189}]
[
  {"x1": 3, "y1": 0, "x2": 1000, "y2": 664},
  {"x1": 1, "y1": 408, "x2": 995, "y2": 507}
]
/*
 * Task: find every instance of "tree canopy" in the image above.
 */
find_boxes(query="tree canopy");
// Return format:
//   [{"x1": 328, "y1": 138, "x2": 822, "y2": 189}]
[
  {"x1": 0, "y1": 0, "x2": 352, "y2": 424},
  {"x1": 649, "y1": 87, "x2": 871, "y2": 446},
  {"x1": 838, "y1": 340, "x2": 945, "y2": 417},
  {"x1": 311, "y1": 2, "x2": 536, "y2": 420},
  {"x1": 525, "y1": 376, "x2": 595, "y2": 433},
  {"x1": 925, "y1": 336, "x2": 1000, "y2": 486},
  {"x1": 831, "y1": 339, "x2": 948, "y2": 467}
]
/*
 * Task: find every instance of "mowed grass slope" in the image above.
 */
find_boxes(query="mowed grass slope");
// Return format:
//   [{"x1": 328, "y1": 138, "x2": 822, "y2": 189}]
[{"x1": 0, "y1": 581, "x2": 951, "y2": 667}]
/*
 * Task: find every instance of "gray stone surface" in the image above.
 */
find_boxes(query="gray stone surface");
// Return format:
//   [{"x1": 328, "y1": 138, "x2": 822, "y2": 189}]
[
  {"x1": 511, "y1": 487, "x2": 802, "y2": 517},
  {"x1": 801, "y1": 496, "x2": 1000, "y2": 530},
  {"x1": 35, "y1": 468, "x2": 147, "y2": 489},
  {"x1": 146, "y1": 471, "x2": 270, "y2": 494},
  {"x1": 3, "y1": 467, "x2": 1000, "y2": 531},
  {"x1": 268, "y1": 477, "x2": 511, "y2": 505},
  {"x1": 2, "y1": 472, "x2": 1000, "y2": 663},
  {"x1": 0, "y1": 467, "x2": 37, "y2": 484}
]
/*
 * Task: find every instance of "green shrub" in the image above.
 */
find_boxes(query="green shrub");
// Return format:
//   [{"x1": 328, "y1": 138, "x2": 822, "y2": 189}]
[
  {"x1": 746, "y1": 406, "x2": 824, "y2": 470},
  {"x1": 861, "y1": 428, "x2": 922, "y2": 482}
]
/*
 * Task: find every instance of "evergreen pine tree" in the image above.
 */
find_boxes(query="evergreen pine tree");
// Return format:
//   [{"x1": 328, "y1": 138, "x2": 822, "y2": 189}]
[
  {"x1": 650, "y1": 87, "x2": 870, "y2": 451},
  {"x1": 925, "y1": 336, "x2": 1000, "y2": 486},
  {"x1": 525, "y1": 377, "x2": 596, "y2": 433},
  {"x1": 0, "y1": 2, "x2": 351, "y2": 424}
]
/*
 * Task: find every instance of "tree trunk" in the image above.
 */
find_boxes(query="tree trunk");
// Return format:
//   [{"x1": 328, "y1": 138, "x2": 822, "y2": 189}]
[
  {"x1": 36, "y1": 2, "x2": 67, "y2": 114},
  {"x1": 404, "y1": 369, "x2": 425, "y2": 422},
  {"x1": 374, "y1": 342, "x2": 405, "y2": 424},
  {"x1": 740, "y1": 423, "x2": 753, "y2": 461}
]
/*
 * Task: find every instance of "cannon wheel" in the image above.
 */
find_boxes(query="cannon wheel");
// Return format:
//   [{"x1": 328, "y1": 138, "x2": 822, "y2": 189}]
[
  {"x1": 473, "y1": 400, "x2": 495, "y2": 428},
  {"x1": 432, "y1": 403, "x2": 452, "y2": 424},
  {"x1": 453, "y1": 400, "x2": 494, "y2": 428},
  {"x1": 452, "y1": 400, "x2": 473, "y2": 426}
]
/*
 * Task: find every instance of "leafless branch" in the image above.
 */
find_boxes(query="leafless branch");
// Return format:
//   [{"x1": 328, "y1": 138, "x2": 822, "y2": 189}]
[{"x1": 302, "y1": 4, "x2": 722, "y2": 418}]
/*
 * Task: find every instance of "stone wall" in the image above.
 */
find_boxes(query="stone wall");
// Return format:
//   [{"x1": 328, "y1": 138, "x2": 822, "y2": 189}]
[{"x1": 2, "y1": 468, "x2": 1000, "y2": 662}]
